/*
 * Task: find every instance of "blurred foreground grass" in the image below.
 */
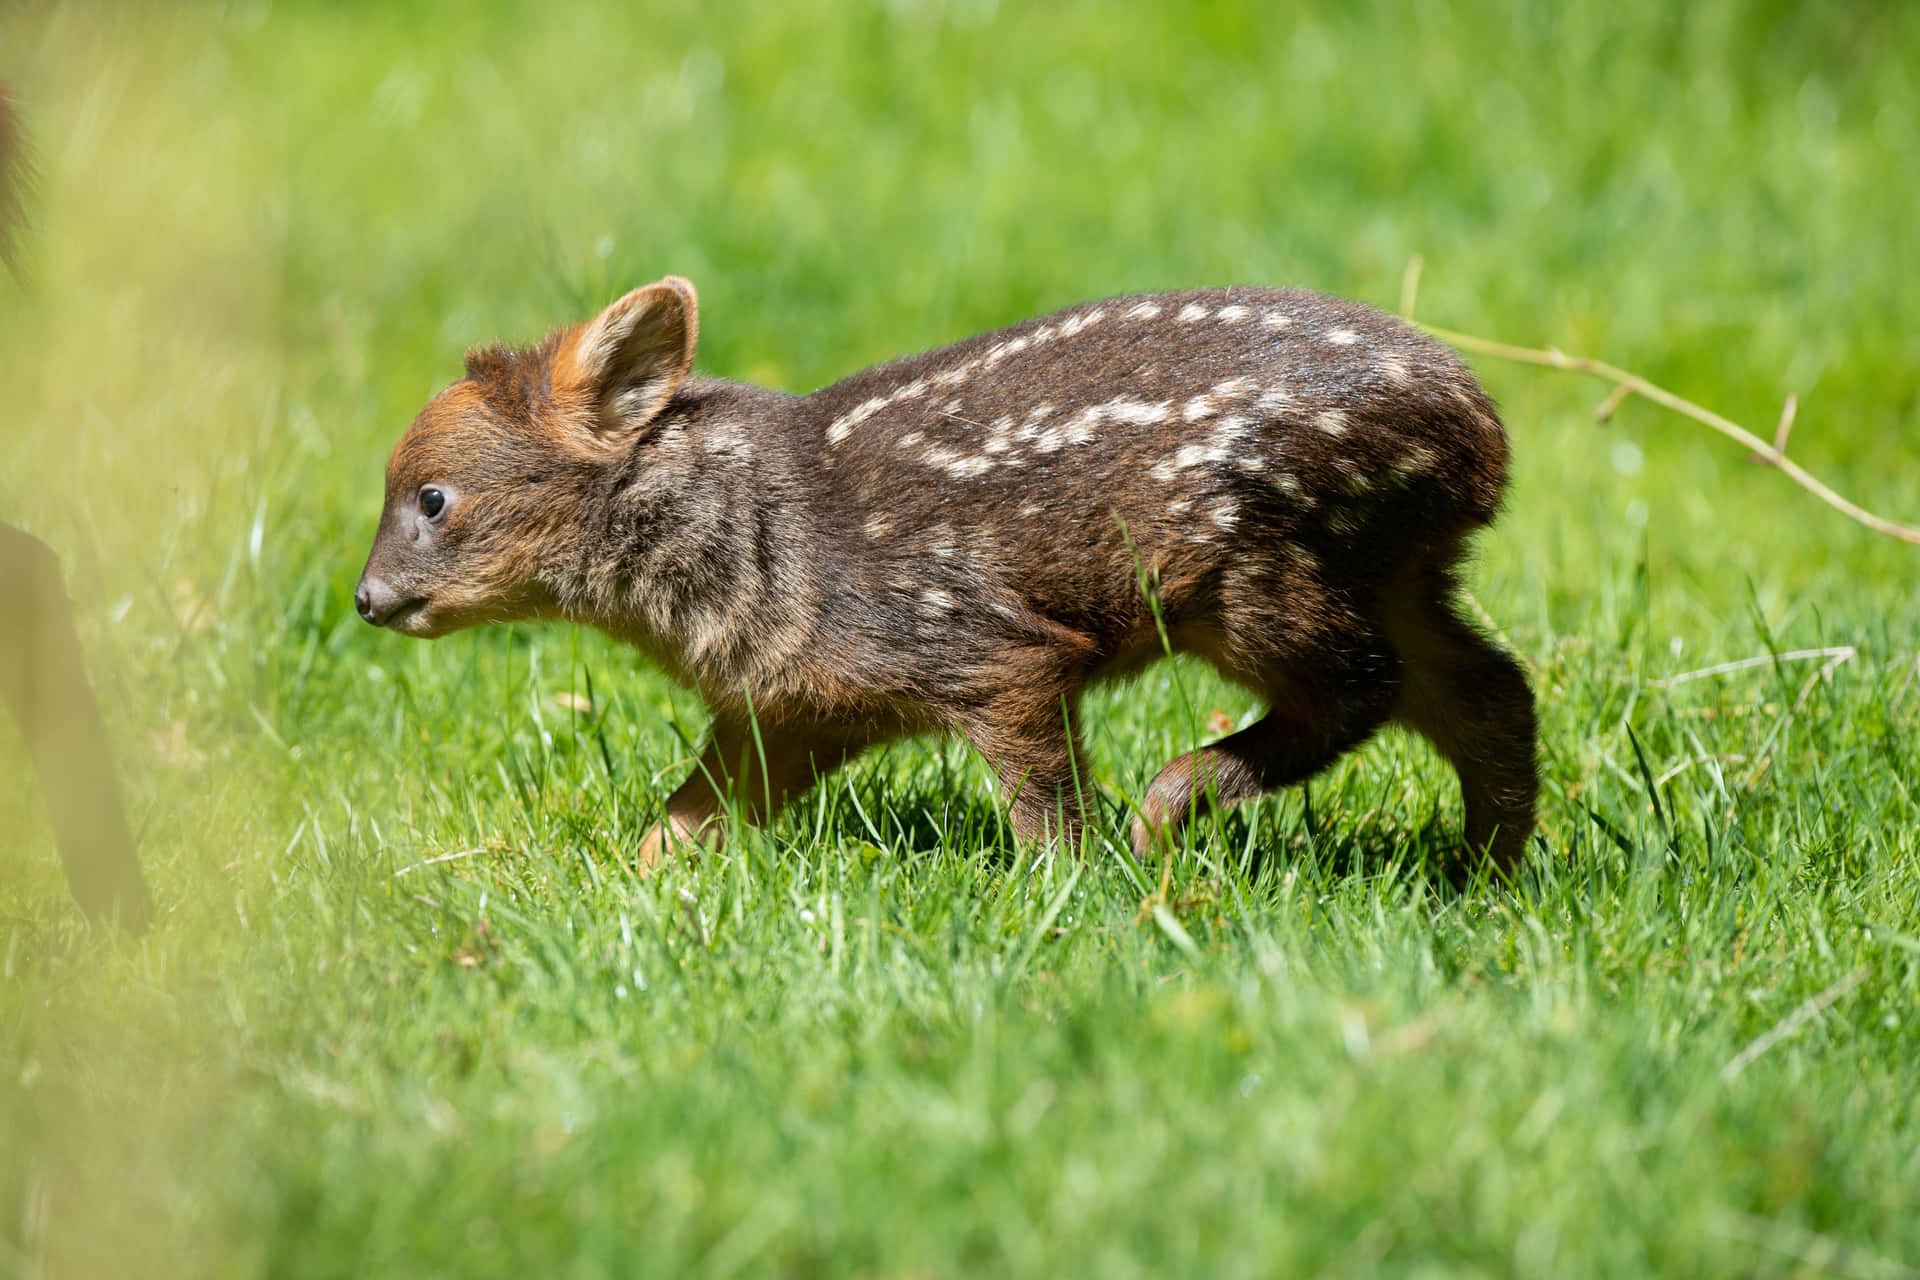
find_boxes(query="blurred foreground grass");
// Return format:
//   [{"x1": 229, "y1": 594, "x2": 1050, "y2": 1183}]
[{"x1": 2, "y1": 1, "x2": 1918, "y2": 1275}]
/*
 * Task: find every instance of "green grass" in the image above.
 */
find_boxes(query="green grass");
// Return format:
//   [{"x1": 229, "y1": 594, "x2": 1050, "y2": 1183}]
[{"x1": 4, "y1": 1, "x2": 1919, "y2": 1275}]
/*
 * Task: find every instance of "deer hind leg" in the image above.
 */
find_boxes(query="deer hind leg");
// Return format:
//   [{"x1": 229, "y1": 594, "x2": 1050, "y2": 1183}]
[
  {"x1": 1382, "y1": 568, "x2": 1538, "y2": 872},
  {"x1": 1130, "y1": 637, "x2": 1401, "y2": 856}
]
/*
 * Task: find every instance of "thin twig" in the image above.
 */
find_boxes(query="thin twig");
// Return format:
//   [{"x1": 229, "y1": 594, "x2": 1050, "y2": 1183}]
[
  {"x1": 1656, "y1": 646, "x2": 1855, "y2": 689},
  {"x1": 391, "y1": 848, "x2": 485, "y2": 878},
  {"x1": 1773, "y1": 392, "x2": 1798, "y2": 455},
  {"x1": 1721, "y1": 965, "x2": 1868, "y2": 1082},
  {"x1": 1653, "y1": 753, "x2": 1746, "y2": 789},
  {"x1": 1593, "y1": 381, "x2": 1634, "y2": 422},
  {"x1": 1407, "y1": 310, "x2": 1920, "y2": 546}
]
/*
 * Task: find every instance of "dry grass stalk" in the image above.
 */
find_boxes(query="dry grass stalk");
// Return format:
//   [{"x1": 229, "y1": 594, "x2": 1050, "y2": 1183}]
[{"x1": 1398, "y1": 255, "x2": 1920, "y2": 546}]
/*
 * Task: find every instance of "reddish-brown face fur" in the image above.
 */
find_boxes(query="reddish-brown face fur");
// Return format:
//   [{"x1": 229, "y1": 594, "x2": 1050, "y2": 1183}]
[
  {"x1": 359, "y1": 277, "x2": 1538, "y2": 874},
  {"x1": 362, "y1": 379, "x2": 577, "y2": 636},
  {"x1": 359, "y1": 278, "x2": 699, "y2": 639}
]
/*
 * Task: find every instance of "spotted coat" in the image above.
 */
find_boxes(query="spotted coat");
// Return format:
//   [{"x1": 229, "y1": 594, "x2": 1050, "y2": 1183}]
[{"x1": 358, "y1": 280, "x2": 1538, "y2": 872}]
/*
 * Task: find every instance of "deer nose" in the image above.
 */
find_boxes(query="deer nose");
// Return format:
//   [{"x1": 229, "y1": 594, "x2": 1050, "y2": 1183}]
[{"x1": 356, "y1": 576, "x2": 400, "y2": 625}]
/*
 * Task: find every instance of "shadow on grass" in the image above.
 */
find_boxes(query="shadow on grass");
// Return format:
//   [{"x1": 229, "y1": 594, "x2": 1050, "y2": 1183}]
[{"x1": 817, "y1": 765, "x2": 1504, "y2": 899}]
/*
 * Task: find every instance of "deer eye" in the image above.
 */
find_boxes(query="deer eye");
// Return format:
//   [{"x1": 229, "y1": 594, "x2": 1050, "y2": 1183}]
[{"x1": 420, "y1": 487, "x2": 447, "y2": 519}]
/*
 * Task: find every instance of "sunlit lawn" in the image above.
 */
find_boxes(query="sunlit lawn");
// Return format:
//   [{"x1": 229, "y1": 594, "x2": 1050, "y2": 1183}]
[{"x1": 3, "y1": 2, "x2": 1918, "y2": 1275}]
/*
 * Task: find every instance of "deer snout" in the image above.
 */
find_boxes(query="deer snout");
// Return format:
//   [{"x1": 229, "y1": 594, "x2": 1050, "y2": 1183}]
[{"x1": 355, "y1": 574, "x2": 404, "y2": 626}]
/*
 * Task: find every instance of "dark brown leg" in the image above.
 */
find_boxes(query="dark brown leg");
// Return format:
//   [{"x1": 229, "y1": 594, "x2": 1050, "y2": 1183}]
[
  {"x1": 1383, "y1": 575, "x2": 1538, "y2": 872},
  {"x1": 0, "y1": 526, "x2": 152, "y2": 930},
  {"x1": 637, "y1": 715, "x2": 865, "y2": 869},
  {"x1": 1130, "y1": 652, "x2": 1399, "y2": 857},
  {"x1": 960, "y1": 685, "x2": 1093, "y2": 851}
]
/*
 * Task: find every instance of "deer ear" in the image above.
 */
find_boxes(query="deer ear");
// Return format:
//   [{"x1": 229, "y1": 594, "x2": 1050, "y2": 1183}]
[{"x1": 558, "y1": 277, "x2": 698, "y2": 435}]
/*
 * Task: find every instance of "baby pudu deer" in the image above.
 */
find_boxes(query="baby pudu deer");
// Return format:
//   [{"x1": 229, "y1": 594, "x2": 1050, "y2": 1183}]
[{"x1": 358, "y1": 278, "x2": 1537, "y2": 871}]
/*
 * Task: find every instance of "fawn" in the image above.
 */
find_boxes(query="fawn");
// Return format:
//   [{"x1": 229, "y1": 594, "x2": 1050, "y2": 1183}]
[{"x1": 358, "y1": 277, "x2": 1537, "y2": 869}]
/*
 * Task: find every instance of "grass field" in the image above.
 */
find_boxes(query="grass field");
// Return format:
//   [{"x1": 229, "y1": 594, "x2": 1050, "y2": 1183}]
[{"x1": 4, "y1": 1, "x2": 1919, "y2": 1275}]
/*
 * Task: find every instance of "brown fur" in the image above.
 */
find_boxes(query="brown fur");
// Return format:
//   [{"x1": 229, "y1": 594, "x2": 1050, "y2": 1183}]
[{"x1": 359, "y1": 278, "x2": 1538, "y2": 871}]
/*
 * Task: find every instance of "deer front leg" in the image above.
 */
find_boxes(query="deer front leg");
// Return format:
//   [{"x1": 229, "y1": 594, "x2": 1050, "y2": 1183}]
[
  {"x1": 636, "y1": 716, "x2": 862, "y2": 871},
  {"x1": 960, "y1": 683, "x2": 1093, "y2": 853}
]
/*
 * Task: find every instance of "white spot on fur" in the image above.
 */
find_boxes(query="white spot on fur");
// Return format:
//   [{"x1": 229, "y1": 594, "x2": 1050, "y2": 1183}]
[
  {"x1": 1261, "y1": 311, "x2": 1293, "y2": 330},
  {"x1": 863, "y1": 513, "x2": 893, "y2": 539},
  {"x1": 1150, "y1": 459, "x2": 1179, "y2": 481},
  {"x1": 1325, "y1": 328, "x2": 1358, "y2": 346},
  {"x1": 1253, "y1": 387, "x2": 1294, "y2": 417},
  {"x1": 1060, "y1": 407, "x2": 1102, "y2": 445},
  {"x1": 1314, "y1": 409, "x2": 1349, "y2": 436},
  {"x1": 922, "y1": 448, "x2": 993, "y2": 478},
  {"x1": 977, "y1": 338, "x2": 1025, "y2": 370},
  {"x1": 1168, "y1": 498, "x2": 1192, "y2": 515},
  {"x1": 1106, "y1": 397, "x2": 1171, "y2": 426},
  {"x1": 1010, "y1": 404, "x2": 1057, "y2": 451},
  {"x1": 921, "y1": 588, "x2": 955, "y2": 612},
  {"x1": 1018, "y1": 501, "x2": 1043, "y2": 518},
  {"x1": 1125, "y1": 302, "x2": 1162, "y2": 320},
  {"x1": 1375, "y1": 353, "x2": 1413, "y2": 386},
  {"x1": 1390, "y1": 443, "x2": 1438, "y2": 483},
  {"x1": 702, "y1": 424, "x2": 754, "y2": 458},
  {"x1": 823, "y1": 373, "x2": 942, "y2": 445},
  {"x1": 898, "y1": 430, "x2": 924, "y2": 449},
  {"x1": 1182, "y1": 396, "x2": 1216, "y2": 423},
  {"x1": 1036, "y1": 426, "x2": 1073, "y2": 452},
  {"x1": 1211, "y1": 414, "x2": 1251, "y2": 445},
  {"x1": 1045, "y1": 396, "x2": 1174, "y2": 446},
  {"x1": 1177, "y1": 303, "x2": 1210, "y2": 323},
  {"x1": 1173, "y1": 442, "x2": 1228, "y2": 469},
  {"x1": 1212, "y1": 501, "x2": 1240, "y2": 530},
  {"x1": 1059, "y1": 309, "x2": 1107, "y2": 337},
  {"x1": 1216, "y1": 304, "x2": 1252, "y2": 322},
  {"x1": 1211, "y1": 375, "x2": 1256, "y2": 399},
  {"x1": 827, "y1": 395, "x2": 890, "y2": 445}
]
